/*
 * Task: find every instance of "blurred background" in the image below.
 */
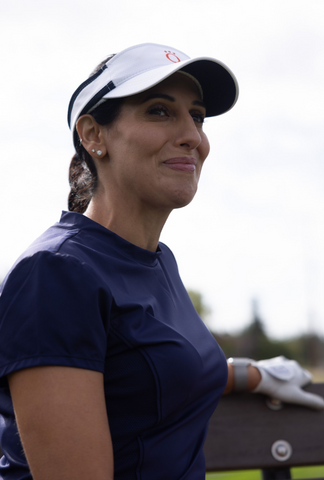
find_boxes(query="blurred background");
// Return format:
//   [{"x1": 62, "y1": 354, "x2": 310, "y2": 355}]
[{"x1": 1, "y1": 0, "x2": 324, "y2": 369}]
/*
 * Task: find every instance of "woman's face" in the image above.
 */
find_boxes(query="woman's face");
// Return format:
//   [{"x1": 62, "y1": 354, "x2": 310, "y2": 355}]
[{"x1": 99, "y1": 72, "x2": 210, "y2": 212}]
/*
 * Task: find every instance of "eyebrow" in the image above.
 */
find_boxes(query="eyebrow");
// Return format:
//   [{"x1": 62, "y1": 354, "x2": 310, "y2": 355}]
[{"x1": 140, "y1": 93, "x2": 206, "y2": 109}]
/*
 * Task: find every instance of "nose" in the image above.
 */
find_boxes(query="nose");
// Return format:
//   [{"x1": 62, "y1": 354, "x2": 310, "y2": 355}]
[{"x1": 174, "y1": 113, "x2": 202, "y2": 151}]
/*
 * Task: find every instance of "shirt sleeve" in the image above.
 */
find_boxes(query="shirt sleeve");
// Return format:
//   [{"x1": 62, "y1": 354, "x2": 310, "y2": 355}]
[{"x1": 0, "y1": 250, "x2": 112, "y2": 385}]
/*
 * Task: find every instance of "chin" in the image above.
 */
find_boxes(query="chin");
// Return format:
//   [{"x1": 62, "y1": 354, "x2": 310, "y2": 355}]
[{"x1": 168, "y1": 186, "x2": 198, "y2": 209}]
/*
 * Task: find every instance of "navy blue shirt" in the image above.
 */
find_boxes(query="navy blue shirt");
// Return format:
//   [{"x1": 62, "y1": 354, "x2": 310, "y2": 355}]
[{"x1": 0, "y1": 211, "x2": 227, "y2": 479}]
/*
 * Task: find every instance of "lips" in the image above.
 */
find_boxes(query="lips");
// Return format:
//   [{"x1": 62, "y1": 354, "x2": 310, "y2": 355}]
[{"x1": 163, "y1": 157, "x2": 197, "y2": 172}]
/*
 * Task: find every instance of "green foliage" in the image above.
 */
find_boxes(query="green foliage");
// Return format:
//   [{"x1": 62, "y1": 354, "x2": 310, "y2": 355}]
[
  {"x1": 214, "y1": 314, "x2": 292, "y2": 362},
  {"x1": 187, "y1": 290, "x2": 324, "y2": 367},
  {"x1": 187, "y1": 289, "x2": 210, "y2": 321},
  {"x1": 213, "y1": 318, "x2": 324, "y2": 367}
]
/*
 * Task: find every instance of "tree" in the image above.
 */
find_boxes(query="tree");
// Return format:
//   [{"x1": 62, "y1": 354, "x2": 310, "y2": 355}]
[{"x1": 187, "y1": 289, "x2": 211, "y2": 322}]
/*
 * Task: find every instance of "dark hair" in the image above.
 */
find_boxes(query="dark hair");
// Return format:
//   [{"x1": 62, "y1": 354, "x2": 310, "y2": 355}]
[{"x1": 68, "y1": 56, "x2": 124, "y2": 213}]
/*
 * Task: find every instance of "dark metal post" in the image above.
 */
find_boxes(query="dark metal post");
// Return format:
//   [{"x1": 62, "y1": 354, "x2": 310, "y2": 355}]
[{"x1": 262, "y1": 468, "x2": 291, "y2": 479}]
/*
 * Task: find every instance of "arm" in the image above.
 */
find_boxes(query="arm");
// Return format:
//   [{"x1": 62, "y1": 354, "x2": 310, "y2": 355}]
[
  {"x1": 222, "y1": 363, "x2": 261, "y2": 395},
  {"x1": 8, "y1": 366, "x2": 114, "y2": 480},
  {"x1": 223, "y1": 356, "x2": 324, "y2": 410}
]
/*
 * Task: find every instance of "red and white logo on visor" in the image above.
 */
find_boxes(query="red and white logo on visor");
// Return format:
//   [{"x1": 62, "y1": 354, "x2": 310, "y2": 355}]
[{"x1": 164, "y1": 50, "x2": 181, "y2": 63}]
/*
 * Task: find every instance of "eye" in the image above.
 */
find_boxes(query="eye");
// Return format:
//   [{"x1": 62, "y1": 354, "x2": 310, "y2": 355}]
[
  {"x1": 147, "y1": 105, "x2": 169, "y2": 117},
  {"x1": 191, "y1": 111, "x2": 205, "y2": 124}
]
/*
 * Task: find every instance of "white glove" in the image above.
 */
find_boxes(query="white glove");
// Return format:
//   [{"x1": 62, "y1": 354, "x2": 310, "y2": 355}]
[{"x1": 252, "y1": 356, "x2": 324, "y2": 410}]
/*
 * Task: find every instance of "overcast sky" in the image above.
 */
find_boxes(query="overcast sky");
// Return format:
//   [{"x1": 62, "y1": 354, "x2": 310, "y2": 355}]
[{"x1": 1, "y1": 0, "x2": 323, "y2": 339}]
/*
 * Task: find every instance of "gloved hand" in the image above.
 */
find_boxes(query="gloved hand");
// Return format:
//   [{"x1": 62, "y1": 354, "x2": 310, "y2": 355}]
[{"x1": 252, "y1": 356, "x2": 324, "y2": 410}]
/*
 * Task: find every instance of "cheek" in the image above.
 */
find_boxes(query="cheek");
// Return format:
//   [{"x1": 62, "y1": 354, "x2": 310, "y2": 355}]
[
  {"x1": 125, "y1": 127, "x2": 166, "y2": 158},
  {"x1": 200, "y1": 133, "x2": 210, "y2": 162},
  {"x1": 141, "y1": 128, "x2": 169, "y2": 154}
]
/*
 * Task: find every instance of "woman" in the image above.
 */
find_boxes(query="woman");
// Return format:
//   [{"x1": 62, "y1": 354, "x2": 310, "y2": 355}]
[{"x1": 0, "y1": 43, "x2": 322, "y2": 480}]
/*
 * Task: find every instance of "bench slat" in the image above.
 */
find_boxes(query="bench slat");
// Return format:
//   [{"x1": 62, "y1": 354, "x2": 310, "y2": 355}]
[{"x1": 204, "y1": 383, "x2": 324, "y2": 472}]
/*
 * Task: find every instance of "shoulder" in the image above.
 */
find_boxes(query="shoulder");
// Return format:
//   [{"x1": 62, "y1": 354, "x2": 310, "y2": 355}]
[
  {"x1": 15, "y1": 211, "x2": 90, "y2": 259},
  {"x1": 0, "y1": 211, "x2": 104, "y2": 295},
  {"x1": 158, "y1": 241, "x2": 179, "y2": 270},
  {"x1": 158, "y1": 241, "x2": 176, "y2": 259}
]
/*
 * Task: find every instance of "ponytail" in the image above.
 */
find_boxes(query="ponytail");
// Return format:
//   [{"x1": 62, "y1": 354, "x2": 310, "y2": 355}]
[{"x1": 68, "y1": 138, "x2": 97, "y2": 213}]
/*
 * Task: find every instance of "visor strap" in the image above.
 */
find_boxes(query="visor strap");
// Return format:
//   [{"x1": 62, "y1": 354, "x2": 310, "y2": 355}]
[
  {"x1": 77, "y1": 81, "x2": 116, "y2": 122},
  {"x1": 67, "y1": 64, "x2": 109, "y2": 128}
]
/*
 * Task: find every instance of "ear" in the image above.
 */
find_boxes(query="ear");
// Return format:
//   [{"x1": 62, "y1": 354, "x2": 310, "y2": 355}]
[{"x1": 76, "y1": 115, "x2": 107, "y2": 158}]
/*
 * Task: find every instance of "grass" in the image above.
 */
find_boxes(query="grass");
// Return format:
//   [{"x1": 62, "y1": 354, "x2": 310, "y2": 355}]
[
  {"x1": 206, "y1": 470, "x2": 260, "y2": 479},
  {"x1": 206, "y1": 465, "x2": 324, "y2": 479}
]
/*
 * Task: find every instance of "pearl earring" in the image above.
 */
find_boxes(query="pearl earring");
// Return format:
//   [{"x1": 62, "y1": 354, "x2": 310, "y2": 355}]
[{"x1": 91, "y1": 149, "x2": 102, "y2": 156}]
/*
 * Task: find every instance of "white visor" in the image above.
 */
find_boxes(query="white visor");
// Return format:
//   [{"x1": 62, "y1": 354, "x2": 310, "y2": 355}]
[{"x1": 68, "y1": 42, "x2": 239, "y2": 132}]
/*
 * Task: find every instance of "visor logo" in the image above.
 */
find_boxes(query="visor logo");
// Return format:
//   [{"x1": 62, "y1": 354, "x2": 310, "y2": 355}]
[{"x1": 164, "y1": 50, "x2": 180, "y2": 63}]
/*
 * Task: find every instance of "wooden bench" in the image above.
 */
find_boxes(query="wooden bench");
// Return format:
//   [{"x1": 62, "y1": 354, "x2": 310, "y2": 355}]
[{"x1": 204, "y1": 383, "x2": 324, "y2": 479}]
